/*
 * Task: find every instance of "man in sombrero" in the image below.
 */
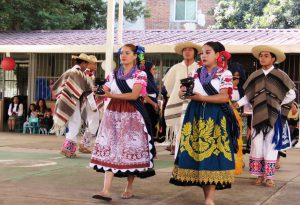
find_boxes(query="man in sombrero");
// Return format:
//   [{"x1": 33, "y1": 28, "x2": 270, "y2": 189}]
[
  {"x1": 233, "y1": 45, "x2": 296, "y2": 187},
  {"x1": 163, "y1": 41, "x2": 201, "y2": 155},
  {"x1": 78, "y1": 55, "x2": 107, "y2": 154},
  {"x1": 50, "y1": 53, "x2": 94, "y2": 158}
]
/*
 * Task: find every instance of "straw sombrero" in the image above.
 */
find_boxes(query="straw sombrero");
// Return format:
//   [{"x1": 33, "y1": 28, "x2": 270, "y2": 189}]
[
  {"x1": 88, "y1": 55, "x2": 103, "y2": 64},
  {"x1": 72, "y1": 53, "x2": 94, "y2": 63},
  {"x1": 174, "y1": 41, "x2": 202, "y2": 55},
  {"x1": 252, "y1": 45, "x2": 286, "y2": 63}
]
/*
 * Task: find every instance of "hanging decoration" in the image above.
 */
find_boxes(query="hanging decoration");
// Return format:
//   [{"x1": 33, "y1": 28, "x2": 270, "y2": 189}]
[{"x1": 1, "y1": 57, "x2": 16, "y2": 71}]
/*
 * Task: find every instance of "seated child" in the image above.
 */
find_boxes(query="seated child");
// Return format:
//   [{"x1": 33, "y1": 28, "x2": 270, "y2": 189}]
[
  {"x1": 39, "y1": 108, "x2": 54, "y2": 134},
  {"x1": 23, "y1": 104, "x2": 38, "y2": 133}
]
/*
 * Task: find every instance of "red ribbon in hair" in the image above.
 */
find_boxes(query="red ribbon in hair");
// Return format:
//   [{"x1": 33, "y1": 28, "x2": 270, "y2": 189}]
[{"x1": 217, "y1": 51, "x2": 231, "y2": 69}]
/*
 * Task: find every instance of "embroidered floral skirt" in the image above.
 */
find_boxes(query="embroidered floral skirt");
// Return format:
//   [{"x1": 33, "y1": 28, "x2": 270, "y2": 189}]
[
  {"x1": 90, "y1": 99, "x2": 155, "y2": 178},
  {"x1": 169, "y1": 101, "x2": 235, "y2": 190}
]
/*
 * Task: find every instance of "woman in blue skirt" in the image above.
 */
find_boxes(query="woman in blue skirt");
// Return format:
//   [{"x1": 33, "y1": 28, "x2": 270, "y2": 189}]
[{"x1": 170, "y1": 41, "x2": 239, "y2": 205}]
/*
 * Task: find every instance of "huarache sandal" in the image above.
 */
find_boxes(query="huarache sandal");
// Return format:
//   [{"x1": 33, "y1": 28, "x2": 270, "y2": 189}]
[
  {"x1": 92, "y1": 194, "x2": 112, "y2": 201},
  {"x1": 265, "y1": 179, "x2": 275, "y2": 187},
  {"x1": 255, "y1": 176, "x2": 264, "y2": 185}
]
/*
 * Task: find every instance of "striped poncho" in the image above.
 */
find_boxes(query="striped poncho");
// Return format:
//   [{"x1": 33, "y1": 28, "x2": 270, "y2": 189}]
[
  {"x1": 243, "y1": 68, "x2": 295, "y2": 135},
  {"x1": 50, "y1": 65, "x2": 92, "y2": 135}
]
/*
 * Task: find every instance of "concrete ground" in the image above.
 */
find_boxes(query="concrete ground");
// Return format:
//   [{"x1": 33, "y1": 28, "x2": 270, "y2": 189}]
[{"x1": 0, "y1": 132, "x2": 299, "y2": 205}]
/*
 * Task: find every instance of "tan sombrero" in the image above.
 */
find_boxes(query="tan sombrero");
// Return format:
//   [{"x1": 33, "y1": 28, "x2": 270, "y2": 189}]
[
  {"x1": 252, "y1": 45, "x2": 286, "y2": 63},
  {"x1": 88, "y1": 55, "x2": 103, "y2": 64},
  {"x1": 174, "y1": 41, "x2": 202, "y2": 55},
  {"x1": 72, "y1": 53, "x2": 94, "y2": 63}
]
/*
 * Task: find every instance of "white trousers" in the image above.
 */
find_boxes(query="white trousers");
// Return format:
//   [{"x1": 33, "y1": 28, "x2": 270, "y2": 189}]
[
  {"x1": 80, "y1": 98, "x2": 101, "y2": 147},
  {"x1": 65, "y1": 101, "x2": 82, "y2": 143},
  {"x1": 249, "y1": 128, "x2": 278, "y2": 179}
]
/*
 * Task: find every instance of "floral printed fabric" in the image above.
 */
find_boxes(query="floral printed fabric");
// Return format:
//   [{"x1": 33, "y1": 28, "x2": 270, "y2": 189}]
[
  {"x1": 104, "y1": 69, "x2": 147, "y2": 96},
  {"x1": 91, "y1": 108, "x2": 152, "y2": 172}
]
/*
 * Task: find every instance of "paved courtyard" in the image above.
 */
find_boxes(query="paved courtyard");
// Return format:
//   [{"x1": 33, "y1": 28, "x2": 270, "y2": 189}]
[{"x1": 0, "y1": 132, "x2": 300, "y2": 205}]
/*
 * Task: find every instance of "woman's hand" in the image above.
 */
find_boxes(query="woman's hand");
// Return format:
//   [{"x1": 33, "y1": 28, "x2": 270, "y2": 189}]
[
  {"x1": 96, "y1": 90, "x2": 111, "y2": 99},
  {"x1": 178, "y1": 86, "x2": 186, "y2": 99},
  {"x1": 291, "y1": 102, "x2": 298, "y2": 115},
  {"x1": 152, "y1": 102, "x2": 159, "y2": 110},
  {"x1": 231, "y1": 102, "x2": 239, "y2": 109},
  {"x1": 186, "y1": 92, "x2": 202, "y2": 101}
]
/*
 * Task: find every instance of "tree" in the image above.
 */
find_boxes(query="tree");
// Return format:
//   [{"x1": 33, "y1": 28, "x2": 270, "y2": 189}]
[
  {"x1": 0, "y1": 0, "x2": 149, "y2": 31},
  {"x1": 211, "y1": 0, "x2": 300, "y2": 29}
]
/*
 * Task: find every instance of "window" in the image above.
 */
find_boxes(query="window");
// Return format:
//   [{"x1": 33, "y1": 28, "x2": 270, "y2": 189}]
[{"x1": 175, "y1": 0, "x2": 197, "y2": 21}]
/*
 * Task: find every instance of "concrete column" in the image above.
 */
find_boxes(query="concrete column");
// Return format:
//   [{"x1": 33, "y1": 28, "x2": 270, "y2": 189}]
[
  {"x1": 105, "y1": 0, "x2": 116, "y2": 77},
  {"x1": 118, "y1": 0, "x2": 124, "y2": 45}
]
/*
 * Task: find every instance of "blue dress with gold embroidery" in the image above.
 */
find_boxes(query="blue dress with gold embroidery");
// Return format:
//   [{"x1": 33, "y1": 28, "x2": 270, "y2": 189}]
[{"x1": 170, "y1": 68, "x2": 235, "y2": 190}]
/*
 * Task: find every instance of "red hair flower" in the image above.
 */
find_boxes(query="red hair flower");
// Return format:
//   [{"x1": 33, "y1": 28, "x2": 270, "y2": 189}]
[{"x1": 217, "y1": 51, "x2": 231, "y2": 69}]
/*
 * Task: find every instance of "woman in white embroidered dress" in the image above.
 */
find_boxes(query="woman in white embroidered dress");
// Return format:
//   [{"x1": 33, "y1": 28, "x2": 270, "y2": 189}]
[{"x1": 90, "y1": 44, "x2": 155, "y2": 201}]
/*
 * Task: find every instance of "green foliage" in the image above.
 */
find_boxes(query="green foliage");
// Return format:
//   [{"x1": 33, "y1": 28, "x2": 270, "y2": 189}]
[
  {"x1": 211, "y1": 0, "x2": 300, "y2": 29},
  {"x1": 0, "y1": 0, "x2": 149, "y2": 31}
]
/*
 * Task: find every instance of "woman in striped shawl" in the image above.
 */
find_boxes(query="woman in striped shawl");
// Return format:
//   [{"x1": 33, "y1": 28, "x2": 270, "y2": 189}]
[{"x1": 233, "y1": 45, "x2": 296, "y2": 187}]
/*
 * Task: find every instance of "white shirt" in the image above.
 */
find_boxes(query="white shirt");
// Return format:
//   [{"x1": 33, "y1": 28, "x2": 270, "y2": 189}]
[{"x1": 8, "y1": 103, "x2": 24, "y2": 117}]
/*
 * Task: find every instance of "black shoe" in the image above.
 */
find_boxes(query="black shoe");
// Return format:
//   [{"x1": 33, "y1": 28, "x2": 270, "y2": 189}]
[{"x1": 92, "y1": 194, "x2": 112, "y2": 201}]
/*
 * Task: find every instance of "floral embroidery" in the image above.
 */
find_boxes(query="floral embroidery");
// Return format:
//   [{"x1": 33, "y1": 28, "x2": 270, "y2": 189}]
[
  {"x1": 134, "y1": 70, "x2": 147, "y2": 96},
  {"x1": 180, "y1": 116, "x2": 232, "y2": 162},
  {"x1": 249, "y1": 158, "x2": 276, "y2": 178},
  {"x1": 171, "y1": 167, "x2": 235, "y2": 184}
]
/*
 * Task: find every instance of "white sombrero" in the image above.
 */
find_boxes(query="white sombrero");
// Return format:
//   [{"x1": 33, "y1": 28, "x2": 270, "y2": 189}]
[
  {"x1": 88, "y1": 55, "x2": 103, "y2": 64},
  {"x1": 174, "y1": 41, "x2": 202, "y2": 55},
  {"x1": 72, "y1": 53, "x2": 94, "y2": 63},
  {"x1": 252, "y1": 45, "x2": 286, "y2": 63}
]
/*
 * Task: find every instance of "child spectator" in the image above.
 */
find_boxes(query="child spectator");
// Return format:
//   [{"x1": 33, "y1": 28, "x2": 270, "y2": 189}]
[
  {"x1": 40, "y1": 108, "x2": 53, "y2": 134},
  {"x1": 23, "y1": 104, "x2": 38, "y2": 133},
  {"x1": 36, "y1": 98, "x2": 47, "y2": 123}
]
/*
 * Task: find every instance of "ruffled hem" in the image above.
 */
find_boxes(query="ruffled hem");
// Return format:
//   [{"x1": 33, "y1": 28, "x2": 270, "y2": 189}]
[
  {"x1": 169, "y1": 177, "x2": 232, "y2": 190},
  {"x1": 91, "y1": 164, "x2": 155, "y2": 178}
]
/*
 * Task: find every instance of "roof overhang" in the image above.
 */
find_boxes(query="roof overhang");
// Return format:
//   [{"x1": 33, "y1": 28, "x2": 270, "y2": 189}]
[{"x1": 0, "y1": 44, "x2": 300, "y2": 54}]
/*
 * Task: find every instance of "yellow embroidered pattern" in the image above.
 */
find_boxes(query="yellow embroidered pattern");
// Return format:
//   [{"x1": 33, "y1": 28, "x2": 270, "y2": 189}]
[
  {"x1": 180, "y1": 116, "x2": 232, "y2": 162},
  {"x1": 172, "y1": 167, "x2": 235, "y2": 184}
]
